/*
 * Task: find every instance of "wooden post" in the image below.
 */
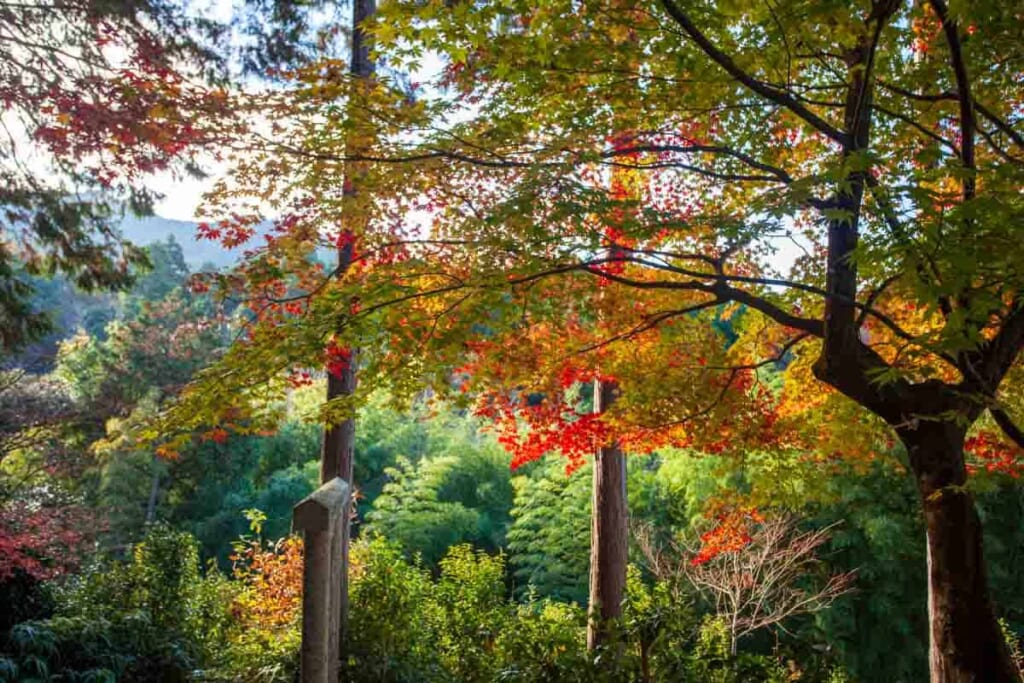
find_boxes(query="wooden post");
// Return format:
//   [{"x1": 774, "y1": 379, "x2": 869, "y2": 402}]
[{"x1": 293, "y1": 477, "x2": 351, "y2": 683}]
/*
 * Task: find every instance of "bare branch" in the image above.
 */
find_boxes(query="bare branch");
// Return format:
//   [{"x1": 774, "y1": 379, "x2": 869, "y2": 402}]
[{"x1": 635, "y1": 513, "x2": 856, "y2": 653}]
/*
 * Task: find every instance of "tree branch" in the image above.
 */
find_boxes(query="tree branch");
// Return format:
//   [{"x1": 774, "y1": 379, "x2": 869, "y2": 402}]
[
  {"x1": 990, "y1": 406, "x2": 1024, "y2": 450},
  {"x1": 657, "y1": 0, "x2": 846, "y2": 144},
  {"x1": 929, "y1": 0, "x2": 975, "y2": 202}
]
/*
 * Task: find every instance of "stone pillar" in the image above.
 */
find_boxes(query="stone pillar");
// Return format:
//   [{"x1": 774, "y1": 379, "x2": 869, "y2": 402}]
[{"x1": 293, "y1": 477, "x2": 350, "y2": 683}]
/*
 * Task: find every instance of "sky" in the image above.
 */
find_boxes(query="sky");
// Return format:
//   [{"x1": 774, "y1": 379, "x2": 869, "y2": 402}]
[
  {"x1": 152, "y1": 167, "x2": 220, "y2": 221},
  {"x1": 150, "y1": 0, "x2": 233, "y2": 221}
]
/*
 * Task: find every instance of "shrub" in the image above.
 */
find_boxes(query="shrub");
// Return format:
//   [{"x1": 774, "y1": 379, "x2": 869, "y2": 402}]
[
  {"x1": 211, "y1": 520, "x2": 304, "y2": 682},
  {"x1": 347, "y1": 536, "x2": 441, "y2": 681},
  {"x1": 427, "y1": 545, "x2": 511, "y2": 681},
  {"x1": 1, "y1": 528, "x2": 841, "y2": 682},
  {"x1": 492, "y1": 599, "x2": 593, "y2": 682},
  {"x1": 684, "y1": 616, "x2": 789, "y2": 683},
  {"x1": 1, "y1": 525, "x2": 233, "y2": 682}
]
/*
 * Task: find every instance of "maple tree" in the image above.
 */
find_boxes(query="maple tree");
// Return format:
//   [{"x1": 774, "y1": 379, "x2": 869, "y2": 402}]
[
  {"x1": 160, "y1": 1, "x2": 1024, "y2": 679},
  {"x1": 0, "y1": 499, "x2": 97, "y2": 582},
  {"x1": 635, "y1": 512, "x2": 855, "y2": 656},
  {"x1": 0, "y1": 372, "x2": 77, "y2": 475},
  {"x1": 0, "y1": 384, "x2": 97, "y2": 583}
]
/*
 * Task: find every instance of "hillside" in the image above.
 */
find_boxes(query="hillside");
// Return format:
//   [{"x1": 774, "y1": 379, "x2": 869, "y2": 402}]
[{"x1": 119, "y1": 215, "x2": 244, "y2": 269}]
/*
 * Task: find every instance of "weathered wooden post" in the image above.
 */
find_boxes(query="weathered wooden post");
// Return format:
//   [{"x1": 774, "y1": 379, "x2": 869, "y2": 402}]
[{"x1": 293, "y1": 477, "x2": 350, "y2": 683}]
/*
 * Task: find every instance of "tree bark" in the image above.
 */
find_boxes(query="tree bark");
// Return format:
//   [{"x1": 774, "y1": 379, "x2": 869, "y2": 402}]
[
  {"x1": 320, "y1": 368, "x2": 357, "y2": 485},
  {"x1": 320, "y1": 365, "x2": 356, "y2": 663},
  {"x1": 319, "y1": 0, "x2": 376, "y2": 669},
  {"x1": 587, "y1": 379, "x2": 628, "y2": 651},
  {"x1": 145, "y1": 453, "x2": 161, "y2": 524},
  {"x1": 899, "y1": 421, "x2": 1017, "y2": 683}
]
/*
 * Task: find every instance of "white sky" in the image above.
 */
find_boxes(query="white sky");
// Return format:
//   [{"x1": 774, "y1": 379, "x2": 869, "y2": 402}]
[
  {"x1": 150, "y1": 0, "x2": 233, "y2": 220},
  {"x1": 151, "y1": 166, "x2": 221, "y2": 221}
]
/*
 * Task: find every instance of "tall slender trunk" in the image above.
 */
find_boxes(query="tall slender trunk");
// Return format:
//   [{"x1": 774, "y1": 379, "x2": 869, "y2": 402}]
[
  {"x1": 145, "y1": 453, "x2": 160, "y2": 524},
  {"x1": 320, "y1": 0, "x2": 376, "y2": 667},
  {"x1": 320, "y1": 369, "x2": 358, "y2": 485},
  {"x1": 587, "y1": 379, "x2": 628, "y2": 651},
  {"x1": 899, "y1": 421, "x2": 1017, "y2": 682},
  {"x1": 320, "y1": 362, "x2": 357, "y2": 662}
]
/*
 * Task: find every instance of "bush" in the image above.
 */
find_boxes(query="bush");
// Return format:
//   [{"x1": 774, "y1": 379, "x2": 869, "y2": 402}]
[
  {"x1": 2, "y1": 528, "x2": 840, "y2": 682},
  {"x1": 347, "y1": 536, "x2": 441, "y2": 681},
  {"x1": 492, "y1": 599, "x2": 593, "y2": 682},
  {"x1": 621, "y1": 565, "x2": 698, "y2": 681},
  {"x1": 346, "y1": 537, "x2": 597, "y2": 682},
  {"x1": 1, "y1": 525, "x2": 233, "y2": 682},
  {"x1": 213, "y1": 522, "x2": 304, "y2": 682},
  {"x1": 684, "y1": 616, "x2": 789, "y2": 683}
]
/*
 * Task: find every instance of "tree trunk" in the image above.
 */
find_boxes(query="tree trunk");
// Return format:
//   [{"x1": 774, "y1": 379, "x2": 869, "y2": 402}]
[
  {"x1": 900, "y1": 422, "x2": 1017, "y2": 682},
  {"x1": 320, "y1": 365, "x2": 357, "y2": 660},
  {"x1": 587, "y1": 379, "x2": 628, "y2": 651},
  {"x1": 145, "y1": 453, "x2": 161, "y2": 524},
  {"x1": 320, "y1": 367, "x2": 357, "y2": 486},
  {"x1": 319, "y1": 0, "x2": 375, "y2": 668}
]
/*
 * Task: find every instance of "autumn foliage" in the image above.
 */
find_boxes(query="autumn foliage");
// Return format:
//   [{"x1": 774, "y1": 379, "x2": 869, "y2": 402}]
[
  {"x1": 230, "y1": 534, "x2": 304, "y2": 631},
  {"x1": 0, "y1": 502, "x2": 98, "y2": 581}
]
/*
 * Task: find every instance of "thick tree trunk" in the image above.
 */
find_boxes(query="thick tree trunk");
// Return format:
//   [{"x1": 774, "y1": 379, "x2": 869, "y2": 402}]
[
  {"x1": 587, "y1": 379, "x2": 628, "y2": 651},
  {"x1": 899, "y1": 422, "x2": 1017, "y2": 682}
]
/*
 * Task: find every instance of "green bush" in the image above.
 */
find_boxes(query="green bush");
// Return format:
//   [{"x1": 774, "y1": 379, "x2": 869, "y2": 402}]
[
  {"x1": 2, "y1": 529, "x2": 841, "y2": 682},
  {"x1": 346, "y1": 537, "x2": 599, "y2": 683},
  {"x1": 345, "y1": 539, "x2": 803, "y2": 682},
  {"x1": 347, "y1": 536, "x2": 441, "y2": 681},
  {"x1": 683, "y1": 616, "x2": 789, "y2": 683},
  {"x1": 1, "y1": 525, "x2": 234, "y2": 682},
  {"x1": 621, "y1": 565, "x2": 698, "y2": 680},
  {"x1": 427, "y1": 545, "x2": 510, "y2": 681}
]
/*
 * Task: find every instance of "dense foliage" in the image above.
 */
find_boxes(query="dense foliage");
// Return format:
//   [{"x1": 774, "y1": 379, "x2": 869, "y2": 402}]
[
  {"x1": 1, "y1": 0, "x2": 1023, "y2": 681},
  {"x1": 1, "y1": 240, "x2": 1021, "y2": 679}
]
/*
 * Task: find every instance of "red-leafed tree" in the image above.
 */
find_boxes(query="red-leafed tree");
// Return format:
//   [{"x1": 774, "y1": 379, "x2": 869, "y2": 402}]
[
  {"x1": 635, "y1": 511, "x2": 855, "y2": 656},
  {"x1": 0, "y1": 500, "x2": 99, "y2": 582}
]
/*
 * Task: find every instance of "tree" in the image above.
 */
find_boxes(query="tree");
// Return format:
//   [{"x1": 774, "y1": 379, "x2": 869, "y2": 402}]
[
  {"x1": 367, "y1": 444, "x2": 514, "y2": 566},
  {"x1": 161, "y1": 2, "x2": 1024, "y2": 679},
  {"x1": 126, "y1": 237, "x2": 191, "y2": 307},
  {"x1": 55, "y1": 286, "x2": 227, "y2": 542},
  {"x1": 508, "y1": 459, "x2": 593, "y2": 605},
  {"x1": 368, "y1": 456, "x2": 486, "y2": 566},
  {"x1": 0, "y1": 372, "x2": 76, "y2": 478},
  {"x1": 0, "y1": 0, "x2": 229, "y2": 353},
  {"x1": 369, "y1": 3, "x2": 1022, "y2": 679},
  {"x1": 316, "y1": 0, "x2": 377, "y2": 659},
  {"x1": 636, "y1": 512, "x2": 854, "y2": 656}
]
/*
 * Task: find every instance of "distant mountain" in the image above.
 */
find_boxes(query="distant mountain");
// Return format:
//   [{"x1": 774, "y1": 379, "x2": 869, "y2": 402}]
[{"x1": 118, "y1": 215, "x2": 247, "y2": 269}]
